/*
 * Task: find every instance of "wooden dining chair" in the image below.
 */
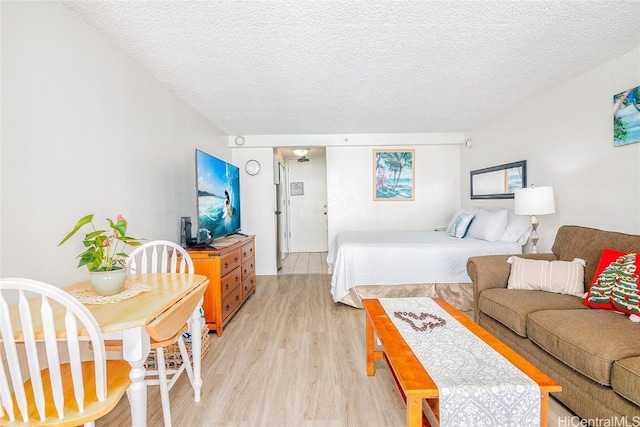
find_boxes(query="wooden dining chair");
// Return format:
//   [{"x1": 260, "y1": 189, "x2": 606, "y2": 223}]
[
  {"x1": 0, "y1": 278, "x2": 131, "y2": 426},
  {"x1": 123, "y1": 240, "x2": 201, "y2": 427}
]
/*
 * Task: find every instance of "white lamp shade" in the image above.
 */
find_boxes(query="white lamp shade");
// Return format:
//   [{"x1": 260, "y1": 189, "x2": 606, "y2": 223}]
[{"x1": 514, "y1": 186, "x2": 556, "y2": 215}]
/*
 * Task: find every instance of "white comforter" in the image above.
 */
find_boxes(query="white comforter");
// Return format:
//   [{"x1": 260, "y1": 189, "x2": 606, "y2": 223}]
[{"x1": 327, "y1": 231, "x2": 522, "y2": 303}]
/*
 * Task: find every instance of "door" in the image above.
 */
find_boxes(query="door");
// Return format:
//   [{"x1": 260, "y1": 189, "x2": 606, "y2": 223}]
[
  {"x1": 287, "y1": 157, "x2": 328, "y2": 252},
  {"x1": 275, "y1": 162, "x2": 288, "y2": 269}
]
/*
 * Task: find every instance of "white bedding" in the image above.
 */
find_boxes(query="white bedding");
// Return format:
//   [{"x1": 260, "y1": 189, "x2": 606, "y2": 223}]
[{"x1": 327, "y1": 231, "x2": 522, "y2": 304}]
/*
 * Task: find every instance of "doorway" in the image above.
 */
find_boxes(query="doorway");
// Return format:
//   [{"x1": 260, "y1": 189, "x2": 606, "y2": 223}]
[{"x1": 285, "y1": 153, "x2": 328, "y2": 253}]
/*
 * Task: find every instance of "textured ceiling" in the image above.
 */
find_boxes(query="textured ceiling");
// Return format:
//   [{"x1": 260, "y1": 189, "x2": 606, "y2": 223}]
[{"x1": 63, "y1": 1, "x2": 640, "y2": 136}]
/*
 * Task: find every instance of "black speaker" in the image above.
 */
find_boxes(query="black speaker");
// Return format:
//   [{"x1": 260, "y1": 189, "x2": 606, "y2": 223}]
[{"x1": 180, "y1": 217, "x2": 192, "y2": 247}]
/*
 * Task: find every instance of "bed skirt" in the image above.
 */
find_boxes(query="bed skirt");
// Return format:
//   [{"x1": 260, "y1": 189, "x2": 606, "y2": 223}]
[{"x1": 339, "y1": 282, "x2": 474, "y2": 317}]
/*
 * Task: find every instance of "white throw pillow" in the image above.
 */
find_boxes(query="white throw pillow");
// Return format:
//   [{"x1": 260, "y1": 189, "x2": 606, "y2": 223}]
[
  {"x1": 446, "y1": 208, "x2": 477, "y2": 232},
  {"x1": 449, "y1": 213, "x2": 475, "y2": 239},
  {"x1": 466, "y1": 209, "x2": 509, "y2": 242},
  {"x1": 500, "y1": 211, "x2": 532, "y2": 244},
  {"x1": 507, "y1": 256, "x2": 585, "y2": 297}
]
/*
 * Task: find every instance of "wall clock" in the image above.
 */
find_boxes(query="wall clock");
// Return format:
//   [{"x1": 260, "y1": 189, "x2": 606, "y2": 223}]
[{"x1": 245, "y1": 159, "x2": 261, "y2": 176}]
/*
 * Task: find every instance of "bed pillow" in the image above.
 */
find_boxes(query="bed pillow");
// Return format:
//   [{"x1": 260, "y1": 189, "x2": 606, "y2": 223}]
[
  {"x1": 500, "y1": 211, "x2": 531, "y2": 244},
  {"x1": 584, "y1": 249, "x2": 640, "y2": 314},
  {"x1": 446, "y1": 208, "x2": 477, "y2": 233},
  {"x1": 507, "y1": 256, "x2": 585, "y2": 297},
  {"x1": 449, "y1": 213, "x2": 475, "y2": 238},
  {"x1": 466, "y1": 209, "x2": 509, "y2": 242}
]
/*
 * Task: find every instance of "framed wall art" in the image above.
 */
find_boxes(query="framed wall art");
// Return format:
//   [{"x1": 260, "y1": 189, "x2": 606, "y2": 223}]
[
  {"x1": 373, "y1": 149, "x2": 415, "y2": 201},
  {"x1": 613, "y1": 85, "x2": 640, "y2": 147}
]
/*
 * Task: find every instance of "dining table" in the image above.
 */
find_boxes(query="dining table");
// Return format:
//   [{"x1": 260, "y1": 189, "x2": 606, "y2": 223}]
[{"x1": 8, "y1": 272, "x2": 210, "y2": 427}]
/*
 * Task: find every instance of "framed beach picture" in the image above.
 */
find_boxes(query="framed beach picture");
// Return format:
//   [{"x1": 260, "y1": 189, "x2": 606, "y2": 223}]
[
  {"x1": 373, "y1": 149, "x2": 415, "y2": 201},
  {"x1": 613, "y1": 85, "x2": 640, "y2": 147}
]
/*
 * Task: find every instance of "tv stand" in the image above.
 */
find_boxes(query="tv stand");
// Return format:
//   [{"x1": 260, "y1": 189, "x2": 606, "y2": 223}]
[{"x1": 186, "y1": 235, "x2": 256, "y2": 337}]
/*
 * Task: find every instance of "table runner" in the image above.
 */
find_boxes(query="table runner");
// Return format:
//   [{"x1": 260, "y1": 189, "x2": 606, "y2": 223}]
[{"x1": 379, "y1": 297, "x2": 540, "y2": 427}]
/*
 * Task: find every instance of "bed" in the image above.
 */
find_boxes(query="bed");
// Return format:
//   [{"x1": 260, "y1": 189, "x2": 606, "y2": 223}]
[{"x1": 327, "y1": 209, "x2": 530, "y2": 314}]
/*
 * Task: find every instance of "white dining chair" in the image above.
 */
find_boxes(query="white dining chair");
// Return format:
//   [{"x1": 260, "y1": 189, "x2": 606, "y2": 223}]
[
  {"x1": 0, "y1": 277, "x2": 131, "y2": 426},
  {"x1": 122, "y1": 240, "x2": 201, "y2": 427}
]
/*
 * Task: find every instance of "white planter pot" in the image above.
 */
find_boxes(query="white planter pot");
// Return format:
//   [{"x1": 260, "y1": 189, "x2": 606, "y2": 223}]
[{"x1": 89, "y1": 269, "x2": 127, "y2": 296}]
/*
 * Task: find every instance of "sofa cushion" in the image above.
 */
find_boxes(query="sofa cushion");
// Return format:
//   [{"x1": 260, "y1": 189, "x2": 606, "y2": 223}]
[
  {"x1": 551, "y1": 226, "x2": 640, "y2": 291},
  {"x1": 584, "y1": 249, "x2": 640, "y2": 312},
  {"x1": 507, "y1": 256, "x2": 585, "y2": 297},
  {"x1": 612, "y1": 357, "x2": 640, "y2": 406},
  {"x1": 478, "y1": 288, "x2": 586, "y2": 337},
  {"x1": 527, "y1": 309, "x2": 640, "y2": 386}
]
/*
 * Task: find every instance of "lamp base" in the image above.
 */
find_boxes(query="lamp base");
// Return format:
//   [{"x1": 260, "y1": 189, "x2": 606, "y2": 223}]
[{"x1": 529, "y1": 216, "x2": 539, "y2": 254}]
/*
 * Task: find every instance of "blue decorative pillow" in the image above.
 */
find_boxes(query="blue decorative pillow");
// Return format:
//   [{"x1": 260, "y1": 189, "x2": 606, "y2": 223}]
[{"x1": 449, "y1": 213, "x2": 475, "y2": 238}]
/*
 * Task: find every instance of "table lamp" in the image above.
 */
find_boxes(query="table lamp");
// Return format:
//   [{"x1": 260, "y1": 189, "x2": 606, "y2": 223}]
[{"x1": 514, "y1": 185, "x2": 556, "y2": 253}]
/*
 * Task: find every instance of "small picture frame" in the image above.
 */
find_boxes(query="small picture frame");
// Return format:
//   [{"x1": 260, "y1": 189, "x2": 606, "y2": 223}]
[{"x1": 290, "y1": 181, "x2": 304, "y2": 196}]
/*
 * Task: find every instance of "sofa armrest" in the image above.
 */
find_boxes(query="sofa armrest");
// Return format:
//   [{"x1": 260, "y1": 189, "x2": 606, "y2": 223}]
[{"x1": 467, "y1": 252, "x2": 558, "y2": 322}]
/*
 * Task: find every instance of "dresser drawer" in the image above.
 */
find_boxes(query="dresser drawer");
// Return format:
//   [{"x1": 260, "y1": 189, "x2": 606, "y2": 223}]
[
  {"x1": 241, "y1": 241, "x2": 254, "y2": 263},
  {"x1": 222, "y1": 285, "x2": 242, "y2": 321},
  {"x1": 220, "y1": 269, "x2": 241, "y2": 299},
  {"x1": 242, "y1": 275, "x2": 255, "y2": 299},
  {"x1": 220, "y1": 249, "x2": 241, "y2": 276},
  {"x1": 242, "y1": 257, "x2": 255, "y2": 280}
]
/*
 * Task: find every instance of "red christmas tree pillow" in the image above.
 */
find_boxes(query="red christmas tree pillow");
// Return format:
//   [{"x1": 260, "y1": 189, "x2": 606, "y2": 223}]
[{"x1": 584, "y1": 249, "x2": 640, "y2": 315}]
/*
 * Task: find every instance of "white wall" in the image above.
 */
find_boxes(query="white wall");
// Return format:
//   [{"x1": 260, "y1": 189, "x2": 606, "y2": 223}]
[
  {"x1": 1, "y1": 2, "x2": 228, "y2": 286},
  {"x1": 461, "y1": 47, "x2": 640, "y2": 253},
  {"x1": 327, "y1": 145, "x2": 461, "y2": 245},
  {"x1": 232, "y1": 147, "x2": 277, "y2": 275}
]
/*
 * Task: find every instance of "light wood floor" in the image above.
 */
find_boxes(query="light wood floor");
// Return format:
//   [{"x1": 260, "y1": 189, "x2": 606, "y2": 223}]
[{"x1": 98, "y1": 273, "x2": 575, "y2": 426}]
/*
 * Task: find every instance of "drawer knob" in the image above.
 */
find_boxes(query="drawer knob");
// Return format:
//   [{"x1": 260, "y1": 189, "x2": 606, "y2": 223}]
[
  {"x1": 236, "y1": 295, "x2": 240, "y2": 301},
  {"x1": 225, "y1": 283, "x2": 229, "y2": 290}
]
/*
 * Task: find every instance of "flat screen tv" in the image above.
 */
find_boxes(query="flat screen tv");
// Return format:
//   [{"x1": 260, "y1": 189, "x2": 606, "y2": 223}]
[{"x1": 195, "y1": 149, "x2": 241, "y2": 244}]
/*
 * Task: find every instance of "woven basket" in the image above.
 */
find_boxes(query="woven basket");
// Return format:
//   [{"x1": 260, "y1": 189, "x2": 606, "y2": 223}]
[{"x1": 144, "y1": 322, "x2": 210, "y2": 370}]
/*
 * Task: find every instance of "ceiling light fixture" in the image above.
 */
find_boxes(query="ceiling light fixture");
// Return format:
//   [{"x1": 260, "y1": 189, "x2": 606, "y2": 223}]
[{"x1": 292, "y1": 148, "x2": 309, "y2": 157}]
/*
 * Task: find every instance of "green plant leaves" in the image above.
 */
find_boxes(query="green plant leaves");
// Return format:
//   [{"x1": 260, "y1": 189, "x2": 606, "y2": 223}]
[{"x1": 57, "y1": 214, "x2": 94, "y2": 246}]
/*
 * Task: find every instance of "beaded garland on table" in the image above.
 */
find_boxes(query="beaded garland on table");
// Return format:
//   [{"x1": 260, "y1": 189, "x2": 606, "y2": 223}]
[{"x1": 393, "y1": 311, "x2": 446, "y2": 332}]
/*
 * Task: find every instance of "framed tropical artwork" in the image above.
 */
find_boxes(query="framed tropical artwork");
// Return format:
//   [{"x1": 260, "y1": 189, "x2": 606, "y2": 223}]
[
  {"x1": 613, "y1": 85, "x2": 640, "y2": 147},
  {"x1": 373, "y1": 149, "x2": 415, "y2": 201}
]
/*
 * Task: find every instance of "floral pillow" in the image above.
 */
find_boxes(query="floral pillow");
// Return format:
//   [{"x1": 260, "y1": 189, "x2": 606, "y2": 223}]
[
  {"x1": 584, "y1": 248, "x2": 640, "y2": 315},
  {"x1": 449, "y1": 213, "x2": 475, "y2": 239}
]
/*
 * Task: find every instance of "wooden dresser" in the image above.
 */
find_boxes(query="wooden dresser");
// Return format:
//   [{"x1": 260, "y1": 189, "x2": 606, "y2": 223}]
[{"x1": 186, "y1": 235, "x2": 256, "y2": 336}]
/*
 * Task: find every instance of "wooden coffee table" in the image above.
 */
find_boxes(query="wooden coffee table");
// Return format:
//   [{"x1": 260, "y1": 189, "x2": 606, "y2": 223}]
[{"x1": 363, "y1": 298, "x2": 561, "y2": 427}]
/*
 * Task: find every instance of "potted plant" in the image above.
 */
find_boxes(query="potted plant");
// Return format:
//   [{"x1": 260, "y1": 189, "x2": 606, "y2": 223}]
[{"x1": 58, "y1": 214, "x2": 144, "y2": 295}]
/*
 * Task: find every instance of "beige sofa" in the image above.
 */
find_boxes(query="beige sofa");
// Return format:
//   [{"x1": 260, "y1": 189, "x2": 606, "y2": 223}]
[{"x1": 467, "y1": 225, "x2": 640, "y2": 421}]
